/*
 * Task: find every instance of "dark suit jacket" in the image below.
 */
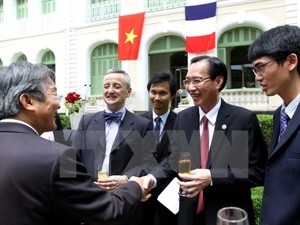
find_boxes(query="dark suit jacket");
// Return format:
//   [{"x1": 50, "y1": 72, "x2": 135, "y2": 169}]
[
  {"x1": 141, "y1": 110, "x2": 178, "y2": 225},
  {"x1": 72, "y1": 109, "x2": 157, "y2": 180},
  {"x1": 141, "y1": 110, "x2": 177, "y2": 162},
  {"x1": 72, "y1": 110, "x2": 157, "y2": 225},
  {"x1": 168, "y1": 99, "x2": 268, "y2": 225},
  {"x1": 0, "y1": 122, "x2": 142, "y2": 225},
  {"x1": 260, "y1": 104, "x2": 300, "y2": 225}
]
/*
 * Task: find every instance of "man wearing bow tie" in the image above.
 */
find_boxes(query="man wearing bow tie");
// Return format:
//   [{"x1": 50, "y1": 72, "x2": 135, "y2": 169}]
[{"x1": 72, "y1": 69, "x2": 157, "y2": 225}]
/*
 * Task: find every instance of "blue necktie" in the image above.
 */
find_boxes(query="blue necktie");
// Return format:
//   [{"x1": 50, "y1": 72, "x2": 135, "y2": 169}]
[
  {"x1": 103, "y1": 111, "x2": 123, "y2": 123},
  {"x1": 279, "y1": 109, "x2": 289, "y2": 138},
  {"x1": 154, "y1": 116, "x2": 161, "y2": 143}
]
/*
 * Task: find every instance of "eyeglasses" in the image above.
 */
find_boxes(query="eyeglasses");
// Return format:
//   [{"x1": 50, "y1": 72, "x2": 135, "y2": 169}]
[
  {"x1": 57, "y1": 95, "x2": 63, "y2": 102},
  {"x1": 252, "y1": 60, "x2": 273, "y2": 76},
  {"x1": 182, "y1": 77, "x2": 211, "y2": 88},
  {"x1": 49, "y1": 93, "x2": 63, "y2": 102}
]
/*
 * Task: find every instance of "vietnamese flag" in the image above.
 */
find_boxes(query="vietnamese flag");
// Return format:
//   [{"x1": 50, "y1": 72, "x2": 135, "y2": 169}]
[{"x1": 118, "y1": 12, "x2": 145, "y2": 60}]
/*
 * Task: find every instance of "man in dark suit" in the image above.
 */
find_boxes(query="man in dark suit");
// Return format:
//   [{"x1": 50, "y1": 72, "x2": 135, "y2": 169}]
[
  {"x1": 0, "y1": 62, "x2": 150, "y2": 225},
  {"x1": 140, "y1": 72, "x2": 178, "y2": 225},
  {"x1": 166, "y1": 55, "x2": 268, "y2": 225},
  {"x1": 72, "y1": 69, "x2": 157, "y2": 225},
  {"x1": 248, "y1": 24, "x2": 300, "y2": 225}
]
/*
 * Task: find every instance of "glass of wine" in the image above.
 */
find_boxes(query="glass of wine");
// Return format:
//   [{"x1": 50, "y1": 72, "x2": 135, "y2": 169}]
[
  {"x1": 217, "y1": 207, "x2": 249, "y2": 225},
  {"x1": 178, "y1": 151, "x2": 191, "y2": 196},
  {"x1": 97, "y1": 165, "x2": 108, "y2": 181}
]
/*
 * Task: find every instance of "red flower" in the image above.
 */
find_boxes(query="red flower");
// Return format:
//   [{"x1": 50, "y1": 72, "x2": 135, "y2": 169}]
[{"x1": 65, "y1": 92, "x2": 82, "y2": 104}]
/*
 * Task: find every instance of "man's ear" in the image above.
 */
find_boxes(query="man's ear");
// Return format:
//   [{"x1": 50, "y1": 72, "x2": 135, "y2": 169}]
[
  {"x1": 287, "y1": 53, "x2": 298, "y2": 71},
  {"x1": 215, "y1": 76, "x2": 224, "y2": 90},
  {"x1": 19, "y1": 93, "x2": 35, "y2": 111},
  {"x1": 127, "y1": 87, "x2": 132, "y2": 98}
]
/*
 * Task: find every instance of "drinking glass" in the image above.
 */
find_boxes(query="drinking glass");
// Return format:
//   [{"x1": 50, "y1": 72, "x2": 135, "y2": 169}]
[
  {"x1": 178, "y1": 152, "x2": 191, "y2": 196},
  {"x1": 97, "y1": 165, "x2": 108, "y2": 181},
  {"x1": 217, "y1": 207, "x2": 249, "y2": 225}
]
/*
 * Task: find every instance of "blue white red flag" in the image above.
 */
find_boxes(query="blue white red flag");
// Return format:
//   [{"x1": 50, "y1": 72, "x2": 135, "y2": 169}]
[{"x1": 185, "y1": 0, "x2": 217, "y2": 53}]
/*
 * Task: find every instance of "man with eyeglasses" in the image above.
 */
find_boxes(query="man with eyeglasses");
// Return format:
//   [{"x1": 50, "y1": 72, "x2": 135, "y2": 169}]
[
  {"x1": 248, "y1": 24, "x2": 300, "y2": 225},
  {"x1": 165, "y1": 55, "x2": 268, "y2": 225},
  {"x1": 0, "y1": 62, "x2": 151, "y2": 225}
]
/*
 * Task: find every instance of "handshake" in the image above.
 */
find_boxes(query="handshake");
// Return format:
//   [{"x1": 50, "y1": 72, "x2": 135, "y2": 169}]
[
  {"x1": 129, "y1": 175, "x2": 156, "y2": 201},
  {"x1": 95, "y1": 174, "x2": 156, "y2": 202}
]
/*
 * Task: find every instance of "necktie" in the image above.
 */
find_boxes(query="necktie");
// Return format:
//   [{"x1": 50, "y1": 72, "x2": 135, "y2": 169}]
[
  {"x1": 279, "y1": 109, "x2": 289, "y2": 138},
  {"x1": 197, "y1": 115, "x2": 209, "y2": 213},
  {"x1": 154, "y1": 116, "x2": 161, "y2": 143},
  {"x1": 103, "y1": 111, "x2": 123, "y2": 124}
]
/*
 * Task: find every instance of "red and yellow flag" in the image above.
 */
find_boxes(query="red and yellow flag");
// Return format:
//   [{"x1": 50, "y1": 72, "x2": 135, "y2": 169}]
[{"x1": 118, "y1": 12, "x2": 145, "y2": 60}]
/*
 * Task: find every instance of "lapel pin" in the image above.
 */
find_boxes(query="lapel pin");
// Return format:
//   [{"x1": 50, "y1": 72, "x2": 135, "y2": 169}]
[{"x1": 222, "y1": 124, "x2": 227, "y2": 130}]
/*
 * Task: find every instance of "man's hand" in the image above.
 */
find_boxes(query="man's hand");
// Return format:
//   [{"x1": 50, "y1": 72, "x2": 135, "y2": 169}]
[
  {"x1": 177, "y1": 169, "x2": 211, "y2": 198},
  {"x1": 141, "y1": 174, "x2": 156, "y2": 190},
  {"x1": 129, "y1": 176, "x2": 152, "y2": 201},
  {"x1": 95, "y1": 175, "x2": 128, "y2": 191}
]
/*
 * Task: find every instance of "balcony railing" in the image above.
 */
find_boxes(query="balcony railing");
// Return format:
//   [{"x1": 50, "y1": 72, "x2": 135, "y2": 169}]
[
  {"x1": 220, "y1": 88, "x2": 279, "y2": 112},
  {"x1": 87, "y1": 0, "x2": 120, "y2": 22},
  {"x1": 146, "y1": 0, "x2": 186, "y2": 12},
  {"x1": 175, "y1": 88, "x2": 279, "y2": 113},
  {"x1": 86, "y1": 0, "x2": 186, "y2": 22}
]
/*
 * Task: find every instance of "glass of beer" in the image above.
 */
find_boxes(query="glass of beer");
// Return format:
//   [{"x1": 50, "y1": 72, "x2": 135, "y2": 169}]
[
  {"x1": 97, "y1": 165, "x2": 108, "y2": 181},
  {"x1": 178, "y1": 152, "x2": 191, "y2": 196}
]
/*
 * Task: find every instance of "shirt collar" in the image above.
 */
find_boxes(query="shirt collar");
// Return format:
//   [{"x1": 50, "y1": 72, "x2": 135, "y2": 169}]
[
  {"x1": 198, "y1": 98, "x2": 221, "y2": 125},
  {"x1": 283, "y1": 93, "x2": 300, "y2": 119},
  {"x1": 0, "y1": 119, "x2": 39, "y2": 135},
  {"x1": 153, "y1": 109, "x2": 170, "y2": 126}
]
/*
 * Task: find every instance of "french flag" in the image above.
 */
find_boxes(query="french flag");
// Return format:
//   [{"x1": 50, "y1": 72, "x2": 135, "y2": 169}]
[{"x1": 185, "y1": 0, "x2": 217, "y2": 53}]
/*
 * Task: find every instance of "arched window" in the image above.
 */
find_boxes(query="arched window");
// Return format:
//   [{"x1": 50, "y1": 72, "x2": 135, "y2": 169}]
[
  {"x1": 17, "y1": 54, "x2": 27, "y2": 62},
  {"x1": 218, "y1": 26, "x2": 262, "y2": 89},
  {"x1": 90, "y1": 43, "x2": 120, "y2": 95},
  {"x1": 149, "y1": 35, "x2": 187, "y2": 88},
  {"x1": 42, "y1": 50, "x2": 55, "y2": 71},
  {"x1": 149, "y1": 35, "x2": 187, "y2": 108}
]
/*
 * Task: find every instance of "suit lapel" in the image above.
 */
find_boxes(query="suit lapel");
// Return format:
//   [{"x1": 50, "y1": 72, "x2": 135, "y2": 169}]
[
  {"x1": 159, "y1": 111, "x2": 176, "y2": 148},
  {"x1": 92, "y1": 111, "x2": 106, "y2": 150},
  {"x1": 268, "y1": 108, "x2": 280, "y2": 156},
  {"x1": 186, "y1": 107, "x2": 201, "y2": 169},
  {"x1": 270, "y1": 104, "x2": 300, "y2": 158},
  {"x1": 111, "y1": 110, "x2": 135, "y2": 151},
  {"x1": 156, "y1": 110, "x2": 177, "y2": 160},
  {"x1": 208, "y1": 100, "x2": 230, "y2": 168},
  {"x1": 143, "y1": 111, "x2": 153, "y2": 129}
]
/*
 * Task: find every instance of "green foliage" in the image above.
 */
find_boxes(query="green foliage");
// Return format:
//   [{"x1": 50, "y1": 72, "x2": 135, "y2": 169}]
[
  {"x1": 252, "y1": 114, "x2": 272, "y2": 225},
  {"x1": 252, "y1": 187, "x2": 264, "y2": 225},
  {"x1": 65, "y1": 100, "x2": 83, "y2": 115},
  {"x1": 60, "y1": 114, "x2": 71, "y2": 129},
  {"x1": 257, "y1": 114, "x2": 273, "y2": 148}
]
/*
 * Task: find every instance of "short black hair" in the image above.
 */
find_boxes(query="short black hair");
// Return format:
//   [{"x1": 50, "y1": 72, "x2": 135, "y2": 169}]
[
  {"x1": 147, "y1": 72, "x2": 177, "y2": 97},
  {"x1": 248, "y1": 24, "x2": 300, "y2": 74},
  {"x1": 190, "y1": 55, "x2": 227, "y2": 92}
]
